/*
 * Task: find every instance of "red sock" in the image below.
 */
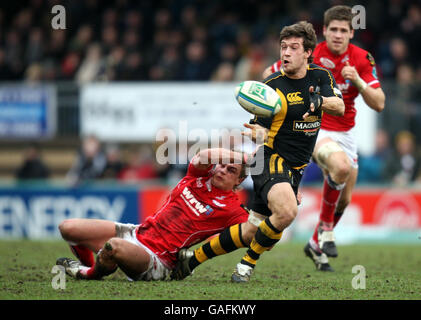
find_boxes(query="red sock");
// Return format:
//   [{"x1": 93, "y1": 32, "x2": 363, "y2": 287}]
[
  {"x1": 320, "y1": 179, "x2": 341, "y2": 223},
  {"x1": 78, "y1": 264, "x2": 98, "y2": 279},
  {"x1": 70, "y1": 245, "x2": 95, "y2": 267},
  {"x1": 311, "y1": 179, "x2": 341, "y2": 245}
]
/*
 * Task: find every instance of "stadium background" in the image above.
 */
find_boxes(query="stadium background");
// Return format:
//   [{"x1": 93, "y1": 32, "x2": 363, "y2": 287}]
[{"x1": 0, "y1": 0, "x2": 421, "y2": 246}]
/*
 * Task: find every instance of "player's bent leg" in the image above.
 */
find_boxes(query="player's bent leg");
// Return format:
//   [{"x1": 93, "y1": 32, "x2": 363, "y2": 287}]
[
  {"x1": 171, "y1": 217, "x2": 262, "y2": 281},
  {"x1": 62, "y1": 237, "x2": 152, "y2": 280},
  {"x1": 312, "y1": 142, "x2": 351, "y2": 258},
  {"x1": 100, "y1": 237, "x2": 151, "y2": 281},
  {"x1": 233, "y1": 183, "x2": 296, "y2": 283},
  {"x1": 59, "y1": 219, "x2": 117, "y2": 252},
  {"x1": 59, "y1": 219, "x2": 118, "y2": 267}
]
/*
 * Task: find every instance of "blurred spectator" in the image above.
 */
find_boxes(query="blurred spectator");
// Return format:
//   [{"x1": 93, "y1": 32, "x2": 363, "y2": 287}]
[
  {"x1": 101, "y1": 144, "x2": 125, "y2": 179},
  {"x1": 382, "y1": 131, "x2": 421, "y2": 186},
  {"x1": 118, "y1": 145, "x2": 159, "y2": 183},
  {"x1": 15, "y1": 144, "x2": 50, "y2": 180},
  {"x1": 66, "y1": 135, "x2": 107, "y2": 185},
  {"x1": 179, "y1": 41, "x2": 213, "y2": 80},
  {"x1": 358, "y1": 129, "x2": 392, "y2": 184},
  {"x1": 211, "y1": 62, "x2": 235, "y2": 81},
  {"x1": 69, "y1": 25, "x2": 94, "y2": 54},
  {"x1": 75, "y1": 43, "x2": 105, "y2": 83}
]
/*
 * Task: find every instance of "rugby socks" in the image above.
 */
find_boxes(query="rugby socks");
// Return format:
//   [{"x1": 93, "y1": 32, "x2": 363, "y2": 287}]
[
  {"x1": 241, "y1": 218, "x2": 282, "y2": 269},
  {"x1": 320, "y1": 176, "x2": 343, "y2": 223},
  {"x1": 70, "y1": 244, "x2": 95, "y2": 267},
  {"x1": 312, "y1": 175, "x2": 343, "y2": 245},
  {"x1": 188, "y1": 224, "x2": 247, "y2": 271},
  {"x1": 78, "y1": 242, "x2": 118, "y2": 280}
]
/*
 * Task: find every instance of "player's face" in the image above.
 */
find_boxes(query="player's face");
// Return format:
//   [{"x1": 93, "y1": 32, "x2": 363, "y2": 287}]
[
  {"x1": 211, "y1": 163, "x2": 243, "y2": 191},
  {"x1": 323, "y1": 20, "x2": 354, "y2": 55},
  {"x1": 280, "y1": 37, "x2": 311, "y2": 75}
]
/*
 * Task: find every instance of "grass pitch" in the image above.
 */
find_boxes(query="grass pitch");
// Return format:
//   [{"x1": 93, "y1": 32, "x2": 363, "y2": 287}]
[{"x1": 0, "y1": 240, "x2": 420, "y2": 300}]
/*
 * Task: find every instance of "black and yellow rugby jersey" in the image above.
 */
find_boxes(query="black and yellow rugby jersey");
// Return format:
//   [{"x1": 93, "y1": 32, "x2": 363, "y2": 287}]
[{"x1": 251, "y1": 63, "x2": 342, "y2": 168}]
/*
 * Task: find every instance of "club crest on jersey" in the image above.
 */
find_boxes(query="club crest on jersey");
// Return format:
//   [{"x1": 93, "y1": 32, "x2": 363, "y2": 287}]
[
  {"x1": 320, "y1": 57, "x2": 335, "y2": 69},
  {"x1": 181, "y1": 187, "x2": 214, "y2": 216},
  {"x1": 286, "y1": 92, "x2": 304, "y2": 105}
]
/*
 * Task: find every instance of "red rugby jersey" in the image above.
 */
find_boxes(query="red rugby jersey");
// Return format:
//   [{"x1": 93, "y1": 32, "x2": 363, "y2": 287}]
[
  {"x1": 136, "y1": 158, "x2": 248, "y2": 269},
  {"x1": 269, "y1": 41, "x2": 381, "y2": 131}
]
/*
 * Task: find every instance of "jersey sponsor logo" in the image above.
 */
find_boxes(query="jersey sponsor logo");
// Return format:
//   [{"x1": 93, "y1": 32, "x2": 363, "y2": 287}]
[
  {"x1": 293, "y1": 116, "x2": 321, "y2": 136},
  {"x1": 286, "y1": 92, "x2": 304, "y2": 105},
  {"x1": 320, "y1": 57, "x2": 336, "y2": 69},
  {"x1": 181, "y1": 187, "x2": 214, "y2": 216}
]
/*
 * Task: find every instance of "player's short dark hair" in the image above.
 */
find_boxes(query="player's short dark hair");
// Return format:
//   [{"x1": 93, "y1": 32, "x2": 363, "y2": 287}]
[
  {"x1": 279, "y1": 21, "x2": 317, "y2": 63},
  {"x1": 324, "y1": 5, "x2": 354, "y2": 29}
]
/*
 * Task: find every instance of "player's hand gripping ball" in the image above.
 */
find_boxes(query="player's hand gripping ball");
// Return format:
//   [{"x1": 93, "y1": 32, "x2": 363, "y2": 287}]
[{"x1": 235, "y1": 81, "x2": 282, "y2": 118}]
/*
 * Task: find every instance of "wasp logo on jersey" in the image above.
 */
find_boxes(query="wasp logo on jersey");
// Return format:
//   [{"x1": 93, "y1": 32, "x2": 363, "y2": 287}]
[
  {"x1": 293, "y1": 115, "x2": 321, "y2": 136},
  {"x1": 181, "y1": 187, "x2": 214, "y2": 216},
  {"x1": 286, "y1": 92, "x2": 304, "y2": 105}
]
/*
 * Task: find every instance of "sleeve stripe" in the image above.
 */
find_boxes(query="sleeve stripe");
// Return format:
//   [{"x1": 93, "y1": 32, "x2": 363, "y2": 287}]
[{"x1": 367, "y1": 80, "x2": 379, "y2": 86}]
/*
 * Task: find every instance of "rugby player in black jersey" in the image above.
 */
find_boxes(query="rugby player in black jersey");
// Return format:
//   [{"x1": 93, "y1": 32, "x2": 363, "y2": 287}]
[{"x1": 171, "y1": 21, "x2": 344, "y2": 283}]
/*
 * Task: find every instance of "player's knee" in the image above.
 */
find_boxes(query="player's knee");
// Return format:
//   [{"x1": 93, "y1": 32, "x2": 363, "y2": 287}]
[
  {"x1": 268, "y1": 201, "x2": 297, "y2": 228},
  {"x1": 331, "y1": 159, "x2": 351, "y2": 183},
  {"x1": 58, "y1": 219, "x2": 76, "y2": 239},
  {"x1": 104, "y1": 237, "x2": 122, "y2": 255}
]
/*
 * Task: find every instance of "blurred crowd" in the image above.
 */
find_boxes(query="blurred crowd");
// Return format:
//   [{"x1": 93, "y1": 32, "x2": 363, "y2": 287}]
[
  {"x1": 1, "y1": 0, "x2": 420, "y2": 83},
  {"x1": 3, "y1": 0, "x2": 421, "y2": 187}
]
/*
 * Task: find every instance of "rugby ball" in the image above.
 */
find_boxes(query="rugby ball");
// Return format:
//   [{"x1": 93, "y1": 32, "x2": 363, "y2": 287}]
[{"x1": 235, "y1": 80, "x2": 282, "y2": 117}]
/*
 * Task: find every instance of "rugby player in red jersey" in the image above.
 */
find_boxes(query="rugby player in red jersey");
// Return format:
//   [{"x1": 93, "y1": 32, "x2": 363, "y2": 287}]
[
  {"x1": 263, "y1": 5, "x2": 385, "y2": 271},
  {"x1": 56, "y1": 148, "x2": 255, "y2": 281}
]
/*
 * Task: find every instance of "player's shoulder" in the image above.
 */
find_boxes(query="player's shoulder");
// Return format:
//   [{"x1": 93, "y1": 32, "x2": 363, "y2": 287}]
[
  {"x1": 263, "y1": 70, "x2": 285, "y2": 85},
  {"x1": 308, "y1": 63, "x2": 333, "y2": 76},
  {"x1": 349, "y1": 43, "x2": 376, "y2": 66},
  {"x1": 348, "y1": 43, "x2": 369, "y2": 56}
]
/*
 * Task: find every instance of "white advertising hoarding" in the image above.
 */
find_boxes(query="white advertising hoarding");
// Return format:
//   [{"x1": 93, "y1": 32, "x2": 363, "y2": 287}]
[
  {"x1": 80, "y1": 82, "x2": 376, "y2": 154},
  {"x1": 80, "y1": 82, "x2": 252, "y2": 142}
]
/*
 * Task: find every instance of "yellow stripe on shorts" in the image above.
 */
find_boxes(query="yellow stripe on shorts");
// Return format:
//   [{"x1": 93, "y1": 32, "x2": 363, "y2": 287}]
[{"x1": 269, "y1": 154, "x2": 278, "y2": 175}]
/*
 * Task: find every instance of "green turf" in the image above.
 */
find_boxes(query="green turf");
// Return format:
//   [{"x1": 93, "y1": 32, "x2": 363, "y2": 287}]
[{"x1": 0, "y1": 240, "x2": 420, "y2": 300}]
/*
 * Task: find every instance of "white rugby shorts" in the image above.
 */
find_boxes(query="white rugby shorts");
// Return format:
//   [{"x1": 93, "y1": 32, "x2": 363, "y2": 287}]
[
  {"x1": 316, "y1": 128, "x2": 359, "y2": 168},
  {"x1": 115, "y1": 222, "x2": 171, "y2": 281}
]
